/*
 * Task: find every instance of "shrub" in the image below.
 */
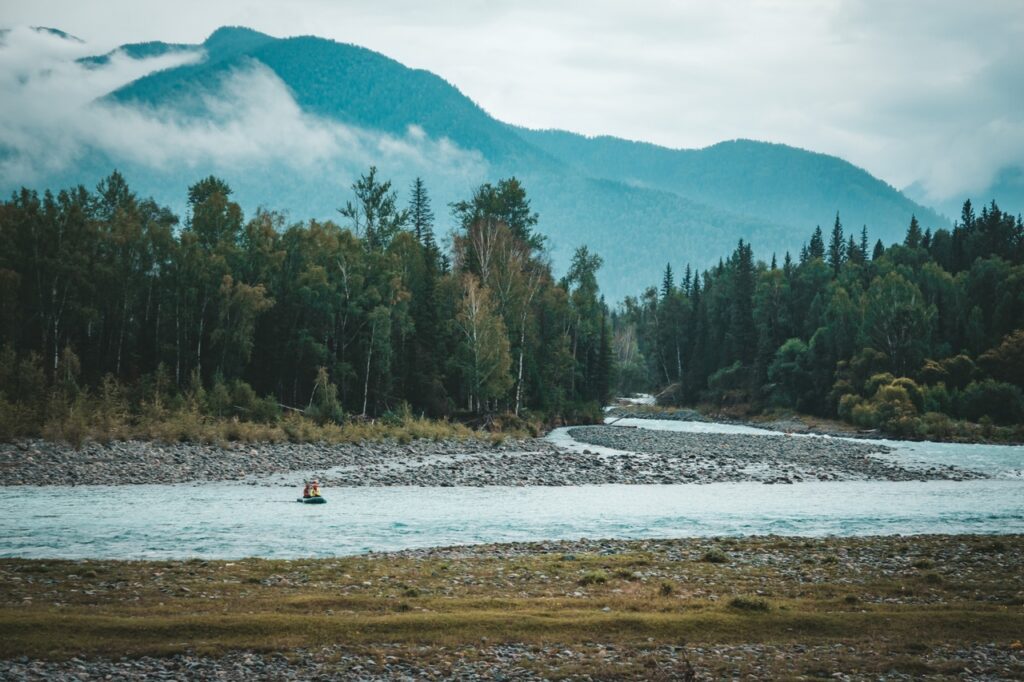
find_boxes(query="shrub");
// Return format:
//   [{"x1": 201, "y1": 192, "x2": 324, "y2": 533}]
[
  {"x1": 837, "y1": 393, "x2": 862, "y2": 422},
  {"x1": 958, "y1": 379, "x2": 1024, "y2": 425},
  {"x1": 702, "y1": 548, "x2": 729, "y2": 564},
  {"x1": 578, "y1": 571, "x2": 608, "y2": 586},
  {"x1": 231, "y1": 380, "x2": 259, "y2": 415},
  {"x1": 872, "y1": 383, "x2": 918, "y2": 427},
  {"x1": 919, "y1": 359, "x2": 949, "y2": 385},
  {"x1": 891, "y1": 377, "x2": 924, "y2": 412},
  {"x1": 728, "y1": 596, "x2": 770, "y2": 612},
  {"x1": 206, "y1": 374, "x2": 232, "y2": 417},
  {"x1": 922, "y1": 383, "x2": 951, "y2": 414},
  {"x1": 659, "y1": 581, "x2": 674, "y2": 596},
  {"x1": 850, "y1": 401, "x2": 879, "y2": 428},
  {"x1": 939, "y1": 354, "x2": 976, "y2": 390},
  {"x1": 865, "y1": 372, "x2": 896, "y2": 396}
]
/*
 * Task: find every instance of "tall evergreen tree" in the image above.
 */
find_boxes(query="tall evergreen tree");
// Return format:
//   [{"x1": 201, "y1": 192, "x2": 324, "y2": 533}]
[
  {"x1": 904, "y1": 214, "x2": 923, "y2": 249},
  {"x1": 808, "y1": 226, "x2": 826, "y2": 260},
  {"x1": 408, "y1": 177, "x2": 435, "y2": 248},
  {"x1": 661, "y1": 263, "x2": 675, "y2": 300},
  {"x1": 827, "y1": 213, "x2": 845, "y2": 275}
]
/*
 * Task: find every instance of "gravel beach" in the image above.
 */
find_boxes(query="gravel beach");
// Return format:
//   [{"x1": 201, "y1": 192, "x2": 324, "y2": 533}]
[
  {"x1": 567, "y1": 425, "x2": 983, "y2": 483},
  {"x1": 0, "y1": 423, "x2": 984, "y2": 487},
  {"x1": 2, "y1": 535, "x2": 1022, "y2": 680},
  {"x1": 3, "y1": 642, "x2": 1020, "y2": 681}
]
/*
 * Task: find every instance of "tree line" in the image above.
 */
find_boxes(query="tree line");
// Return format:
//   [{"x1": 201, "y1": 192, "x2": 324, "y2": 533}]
[
  {"x1": 614, "y1": 201, "x2": 1024, "y2": 439},
  {"x1": 0, "y1": 169, "x2": 612, "y2": 439}
]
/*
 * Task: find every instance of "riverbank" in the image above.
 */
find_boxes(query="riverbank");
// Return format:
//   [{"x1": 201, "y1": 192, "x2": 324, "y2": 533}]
[
  {"x1": 0, "y1": 423, "x2": 978, "y2": 486},
  {"x1": 606, "y1": 403, "x2": 1024, "y2": 445},
  {"x1": 2, "y1": 535, "x2": 1021, "y2": 679},
  {"x1": 567, "y1": 426, "x2": 984, "y2": 483}
]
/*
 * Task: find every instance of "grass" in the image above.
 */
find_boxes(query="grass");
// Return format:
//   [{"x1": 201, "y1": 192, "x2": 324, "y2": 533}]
[
  {"x1": 1, "y1": 535, "x2": 1022, "y2": 666},
  {"x1": 30, "y1": 410, "x2": 523, "y2": 448}
]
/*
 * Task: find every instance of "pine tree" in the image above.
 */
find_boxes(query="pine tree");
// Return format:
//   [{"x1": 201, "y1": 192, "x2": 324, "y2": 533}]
[
  {"x1": 827, "y1": 213, "x2": 845, "y2": 275},
  {"x1": 409, "y1": 177, "x2": 435, "y2": 247},
  {"x1": 860, "y1": 226, "x2": 870, "y2": 261},
  {"x1": 808, "y1": 226, "x2": 826, "y2": 260},
  {"x1": 846, "y1": 234, "x2": 860, "y2": 264},
  {"x1": 661, "y1": 263, "x2": 674, "y2": 300},
  {"x1": 727, "y1": 240, "x2": 756, "y2": 365},
  {"x1": 682, "y1": 264, "x2": 692, "y2": 294},
  {"x1": 904, "y1": 214, "x2": 923, "y2": 249},
  {"x1": 873, "y1": 239, "x2": 885, "y2": 261}
]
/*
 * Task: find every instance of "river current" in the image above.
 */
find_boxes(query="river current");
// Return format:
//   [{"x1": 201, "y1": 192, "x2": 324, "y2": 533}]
[{"x1": 1, "y1": 416, "x2": 1022, "y2": 559}]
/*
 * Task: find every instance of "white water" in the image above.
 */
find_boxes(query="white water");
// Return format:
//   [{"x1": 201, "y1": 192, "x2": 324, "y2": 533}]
[{"x1": 1, "y1": 414, "x2": 1022, "y2": 559}]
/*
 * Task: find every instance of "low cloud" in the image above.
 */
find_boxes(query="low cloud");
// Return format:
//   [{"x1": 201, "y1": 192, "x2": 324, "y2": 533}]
[{"x1": 0, "y1": 26, "x2": 487, "y2": 200}]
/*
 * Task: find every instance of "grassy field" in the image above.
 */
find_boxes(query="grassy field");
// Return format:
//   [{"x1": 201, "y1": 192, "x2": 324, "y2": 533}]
[{"x1": 1, "y1": 535, "x2": 1022, "y2": 677}]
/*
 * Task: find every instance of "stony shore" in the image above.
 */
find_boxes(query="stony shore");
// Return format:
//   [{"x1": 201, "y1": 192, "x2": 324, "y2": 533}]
[
  {"x1": 3, "y1": 642, "x2": 1020, "y2": 681},
  {"x1": 567, "y1": 425, "x2": 984, "y2": 483},
  {"x1": 2, "y1": 535, "x2": 1022, "y2": 680},
  {"x1": 0, "y1": 421, "x2": 984, "y2": 486}
]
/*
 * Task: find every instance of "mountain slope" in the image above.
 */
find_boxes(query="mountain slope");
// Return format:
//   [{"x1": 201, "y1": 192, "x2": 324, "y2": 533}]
[
  {"x1": 5, "y1": 26, "x2": 950, "y2": 300},
  {"x1": 514, "y1": 128, "x2": 947, "y2": 236}
]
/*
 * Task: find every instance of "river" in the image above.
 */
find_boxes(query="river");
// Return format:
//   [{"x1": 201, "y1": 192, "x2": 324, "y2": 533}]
[{"x1": 1, "y1": 417, "x2": 1022, "y2": 559}]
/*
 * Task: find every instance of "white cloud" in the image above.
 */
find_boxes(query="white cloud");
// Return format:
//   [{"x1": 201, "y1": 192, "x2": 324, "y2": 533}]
[
  {"x1": 2, "y1": 1, "x2": 1021, "y2": 205},
  {"x1": 0, "y1": 26, "x2": 487, "y2": 192}
]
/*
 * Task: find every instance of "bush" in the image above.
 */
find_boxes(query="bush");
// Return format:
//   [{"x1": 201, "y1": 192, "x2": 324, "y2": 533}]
[
  {"x1": 578, "y1": 571, "x2": 608, "y2": 586},
  {"x1": 702, "y1": 548, "x2": 729, "y2": 564},
  {"x1": 958, "y1": 379, "x2": 1024, "y2": 425},
  {"x1": 850, "y1": 401, "x2": 879, "y2": 428},
  {"x1": 837, "y1": 393, "x2": 862, "y2": 422},
  {"x1": 865, "y1": 372, "x2": 896, "y2": 396},
  {"x1": 891, "y1": 378, "x2": 924, "y2": 412},
  {"x1": 922, "y1": 383, "x2": 952, "y2": 414},
  {"x1": 939, "y1": 354, "x2": 976, "y2": 390},
  {"x1": 728, "y1": 596, "x2": 770, "y2": 612},
  {"x1": 919, "y1": 359, "x2": 949, "y2": 385}
]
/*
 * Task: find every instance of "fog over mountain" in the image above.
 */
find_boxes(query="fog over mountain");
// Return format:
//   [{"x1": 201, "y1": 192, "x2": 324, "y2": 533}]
[{"x1": 0, "y1": 24, "x2": 1002, "y2": 299}]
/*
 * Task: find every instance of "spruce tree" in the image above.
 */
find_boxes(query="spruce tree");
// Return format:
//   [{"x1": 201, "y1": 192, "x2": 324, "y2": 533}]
[
  {"x1": 827, "y1": 213, "x2": 845, "y2": 275},
  {"x1": 904, "y1": 214, "x2": 923, "y2": 249},
  {"x1": 808, "y1": 226, "x2": 826, "y2": 260},
  {"x1": 873, "y1": 239, "x2": 885, "y2": 261},
  {"x1": 409, "y1": 177, "x2": 435, "y2": 247},
  {"x1": 661, "y1": 263, "x2": 675, "y2": 300}
]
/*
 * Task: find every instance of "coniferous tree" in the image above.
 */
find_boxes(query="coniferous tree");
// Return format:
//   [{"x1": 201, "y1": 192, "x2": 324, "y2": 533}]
[
  {"x1": 904, "y1": 214, "x2": 923, "y2": 249},
  {"x1": 827, "y1": 213, "x2": 845, "y2": 275},
  {"x1": 808, "y1": 226, "x2": 826, "y2": 260},
  {"x1": 408, "y1": 177, "x2": 435, "y2": 247}
]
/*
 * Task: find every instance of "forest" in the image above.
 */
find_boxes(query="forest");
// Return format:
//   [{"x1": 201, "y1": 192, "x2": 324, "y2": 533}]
[
  {"x1": 0, "y1": 169, "x2": 612, "y2": 442},
  {"x1": 614, "y1": 201, "x2": 1024, "y2": 440}
]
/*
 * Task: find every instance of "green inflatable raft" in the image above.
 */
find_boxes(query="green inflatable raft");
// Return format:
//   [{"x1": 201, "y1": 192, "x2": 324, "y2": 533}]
[{"x1": 297, "y1": 496, "x2": 326, "y2": 504}]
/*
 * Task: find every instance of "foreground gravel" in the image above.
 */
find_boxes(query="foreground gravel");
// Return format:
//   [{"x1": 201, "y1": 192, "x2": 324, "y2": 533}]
[
  {"x1": 1, "y1": 423, "x2": 985, "y2": 486},
  {"x1": 569, "y1": 425, "x2": 983, "y2": 482},
  {"x1": 2, "y1": 642, "x2": 1021, "y2": 681}
]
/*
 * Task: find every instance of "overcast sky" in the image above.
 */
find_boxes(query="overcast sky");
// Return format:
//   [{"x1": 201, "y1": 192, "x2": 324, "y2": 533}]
[{"x1": 2, "y1": 0, "x2": 1022, "y2": 203}]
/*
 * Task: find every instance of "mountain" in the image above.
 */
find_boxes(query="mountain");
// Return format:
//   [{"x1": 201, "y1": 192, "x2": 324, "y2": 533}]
[
  {"x1": 6, "y1": 26, "x2": 949, "y2": 300},
  {"x1": 905, "y1": 166, "x2": 1024, "y2": 223}
]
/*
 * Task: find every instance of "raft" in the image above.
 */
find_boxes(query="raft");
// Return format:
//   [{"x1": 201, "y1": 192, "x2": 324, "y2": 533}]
[{"x1": 297, "y1": 496, "x2": 326, "y2": 504}]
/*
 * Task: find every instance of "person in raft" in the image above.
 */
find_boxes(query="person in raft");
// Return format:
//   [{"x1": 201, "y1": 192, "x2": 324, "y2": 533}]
[
  {"x1": 310, "y1": 480, "x2": 321, "y2": 497},
  {"x1": 302, "y1": 482, "x2": 312, "y2": 498}
]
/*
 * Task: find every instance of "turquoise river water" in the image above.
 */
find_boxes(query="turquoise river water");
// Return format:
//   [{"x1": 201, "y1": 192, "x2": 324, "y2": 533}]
[{"x1": 1, "y1": 418, "x2": 1022, "y2": 559}]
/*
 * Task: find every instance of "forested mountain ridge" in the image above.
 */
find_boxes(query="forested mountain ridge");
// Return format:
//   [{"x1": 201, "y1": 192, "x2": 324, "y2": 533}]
[
  {"x1": 515, "y1": 129, "x2": 947, "y2": 235},
  {"x1": 3, "y1": 25, "x2": 952, "y2": 300}
]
